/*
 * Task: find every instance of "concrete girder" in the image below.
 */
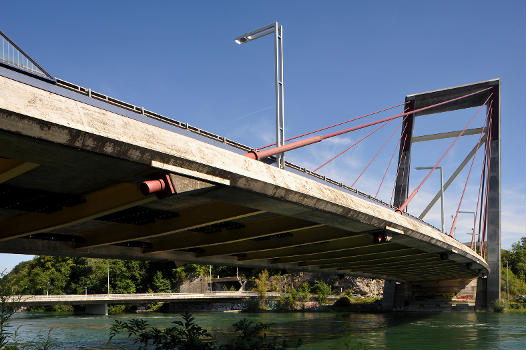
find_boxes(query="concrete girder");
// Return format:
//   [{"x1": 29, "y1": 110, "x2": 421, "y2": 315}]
[
  {"x1": 313, "y1": 252, "x2": 435, "y2": 269},
  {"x1": 196, "y1": 228, "x2": 372, "y2": 258},
  {"x1": 0, "y1": 183, "x2": 154, "y2": 241},
  {"x1": 78, "y1": 202, "x2": 264, "y2": 249},
  {"x1": 268, "y1": 245, "x2": 414, "y2": 264},
  {"x1": 0, "y1": 158, "x2": 38, "y2": 183},
  {"x1": 145, "y1": 216, "x2": 323, "y2": 253}
]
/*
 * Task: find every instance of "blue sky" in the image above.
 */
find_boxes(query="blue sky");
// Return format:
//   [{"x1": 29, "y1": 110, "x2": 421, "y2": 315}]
[{"x1": 2, "y1": 0, "x2": 525, "y2": 271}]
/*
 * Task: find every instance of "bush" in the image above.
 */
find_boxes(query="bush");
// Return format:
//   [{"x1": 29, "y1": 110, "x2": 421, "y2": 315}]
[
  {"x1": 296, "y1": 282, "x2": 311, "y2": 302},
  {"x1": 492, "y1": 299, "x2": 506, "y2": 313},
  {"x1": 108, "y1": 312, "x2": 215, "y2": 350},
  {"x1": 334, "y1": 296, "x2": 352, "y2": 307},
  {"x1": 253, "y1": 270, "x2": 269, "y2": 310},
  {"x1": 276, "y1": 293, "x2": 296, "y2": 311},
  {"x1": 312, "y1": 281, "x2": 330, "y2": 304}
]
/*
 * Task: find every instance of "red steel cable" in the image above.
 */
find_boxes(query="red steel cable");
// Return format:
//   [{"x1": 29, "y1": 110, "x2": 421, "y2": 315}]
[
  {"x1": 246, "y1": 87, "x2": 493, "y2": 161},
  {"x1": 352, "y1": 119, "x2": 404, "y2": 188},
  {"x1": 397, "y1": 93, "x2": 493, "y2": 213},
  {"x1": 449, "y1": 130, "x2": 485, "y2": 237},
  {"x1": 480, "y1": 111, "x2": 494, "y2": 258},
  {"x1": 472, "y1": 106, "x2": 492, "y2": 250},
  {"x1": 256, "y1": 102, "x2": 407, "y2": 150},
  {"x1": 314, "y1": 120, "x2": 393, "y2": 172}
]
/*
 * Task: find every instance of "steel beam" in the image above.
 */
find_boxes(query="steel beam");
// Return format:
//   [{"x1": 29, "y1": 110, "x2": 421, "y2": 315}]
[
  {"x1": 393, "y1": 100, "x2": 415, "y2": 208},
  {"x1": 418, "y1": 137, "x2": 486, "y2": 220},
  {"x1": 486, "y1": 82, "x2": 501, "y2": 306},
  {"x1": 412, "y1": 127, "x2": 484, "y2": 143}
]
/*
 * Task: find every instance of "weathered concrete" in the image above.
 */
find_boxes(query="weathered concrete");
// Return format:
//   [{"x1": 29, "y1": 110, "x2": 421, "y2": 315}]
[
  {"x1": 85, "y1": 303, "x2": 108, "y2": 315},
  {"x1": 0, "y1": 73, "x2": 489, "y2": 283}
]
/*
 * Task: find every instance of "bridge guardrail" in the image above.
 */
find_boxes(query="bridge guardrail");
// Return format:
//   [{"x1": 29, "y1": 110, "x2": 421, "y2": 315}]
[{"x1": 54, "y1": 78, "x2": 442, "y2": 235}]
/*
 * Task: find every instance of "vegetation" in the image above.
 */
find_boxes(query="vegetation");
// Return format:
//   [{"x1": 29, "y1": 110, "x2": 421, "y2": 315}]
[
  {"x1": 501, "y1": 237, "x2": 526, "y2": 298},
  {"x1": 108, "y1": 313, "x2": 301, "y2": 350},
  {"x1": 253, "y1": 270, "x2": 270, "y2": 310},
  {"x1": 311, "y1": 281, "x2": 330, "y2": 304}
]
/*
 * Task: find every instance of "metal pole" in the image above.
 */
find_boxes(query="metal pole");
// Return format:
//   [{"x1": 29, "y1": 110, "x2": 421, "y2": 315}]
[
  {"x1": 273, "y1": 22, "x2": 283, "y2": 168},
  {"x1": 278, "y1": 24, "x2": 285, "y2": 169},
  {"x1": 439, "y1": 167, "x2": 444, "y2": 233},
  {"x1": 107, "y1": 260, "x2": 110, "y2": 295},
  {"x1": 506, "y1": 260, "x2": 509, "y2": 300},
  {"x1": 209, "y1": 265, "x2": 212, "y2": 293}
]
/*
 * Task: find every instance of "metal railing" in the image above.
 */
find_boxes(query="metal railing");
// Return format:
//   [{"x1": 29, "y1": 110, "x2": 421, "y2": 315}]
[{"x1": 54, "y1": 77, "x2": 442, "y2": 233}]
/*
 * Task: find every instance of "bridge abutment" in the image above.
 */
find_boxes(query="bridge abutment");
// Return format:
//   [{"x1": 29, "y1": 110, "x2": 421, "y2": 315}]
[
  {"x1": 85, "y1": 303, "x2": 108, "y2": 315},
  {"x1": 383, "y1": 277, "x2": 487, "y2": 311}
]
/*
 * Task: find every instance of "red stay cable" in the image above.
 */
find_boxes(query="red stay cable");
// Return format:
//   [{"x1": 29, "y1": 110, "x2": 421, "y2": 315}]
[
  {"x1": 472, "y1": 105, "x2": 492, "y2": 250},
  {"x1": 397, "y1": 93, "x2": 493, "y2": 213},
  {"x1": 246, "y1": 87, "x2": 493, "y2": 161},
  {"x1": 352, "y1": 119, "x2": 404, "y2": 188},
  {"x1": 480, "y1": 111, "x2": 494, "y2": 258},
  {"x1": 314, "y1": 120, "x2": 393, "y2": 172},
  {"x1": 256, "y1": 102, "x2": 407, "y2": 151},
  {"x1": 449, "y1": 129, "x2": 485, "y2": 237}
]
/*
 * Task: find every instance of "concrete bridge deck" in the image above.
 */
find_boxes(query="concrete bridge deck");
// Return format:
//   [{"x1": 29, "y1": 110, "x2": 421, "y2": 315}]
[
  {"x1": 14, "y1": 292, "x2": 278, "y2": 305},
  {"x1": 0, "y1": 66, "x2": 489, "y2": 284}
]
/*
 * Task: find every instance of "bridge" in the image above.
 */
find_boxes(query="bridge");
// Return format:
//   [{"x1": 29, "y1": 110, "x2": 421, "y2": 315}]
[
  {"x1": 0, "y1": 30, "x2": 499, "y2": 309},
  {"x1": 14, "y1": 292, "x2": 278, "y2": 315}
]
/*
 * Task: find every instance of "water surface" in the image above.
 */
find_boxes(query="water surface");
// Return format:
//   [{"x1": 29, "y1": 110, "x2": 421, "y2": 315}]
[{"x1": 8, "y1": 311, "x2": 526, "y2": 349}]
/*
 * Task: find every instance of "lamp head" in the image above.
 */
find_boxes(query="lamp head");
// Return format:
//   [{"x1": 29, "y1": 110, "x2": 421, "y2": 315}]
[{"x1": 234, "y1": 36, "x2": 250, "y2": 45}]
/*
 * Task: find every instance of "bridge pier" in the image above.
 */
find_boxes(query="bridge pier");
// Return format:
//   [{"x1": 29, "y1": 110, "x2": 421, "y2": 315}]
[
  {"x1": 382, "y1": 280, "x2": 408, "y2": 311},
  {"x1": 85, "y1": 303, "x2": 108, "y2": 315},
  {"x1": 383, "y1": 277, "x2": 486, "y2": 311}
]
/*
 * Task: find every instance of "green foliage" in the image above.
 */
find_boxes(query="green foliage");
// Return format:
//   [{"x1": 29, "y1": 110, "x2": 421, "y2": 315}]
[
  {"x1": 312, "y1": 281, "x2": 330, "y2": 304},
  {"x1": 276, "y1": 292, "x2": 296, "y2": 311},
  {"x1": 502, "y1": 237, "x2": 526, "y2": 283},
  {"x1": 492, "y1": 299, "x2": 506, "y2": 312},
  {"x1": 295, "y1": 282, "x2": 311, "y2": 302},
  {"x1": 108, "y1": 312, "x2": 215, "y2": 350},
  {"x1": 0, "y1": 271, "x2": 22, "y2": 348},
  {"x1": 254, "y1": 270, "x2": 269, "y2": 309}
]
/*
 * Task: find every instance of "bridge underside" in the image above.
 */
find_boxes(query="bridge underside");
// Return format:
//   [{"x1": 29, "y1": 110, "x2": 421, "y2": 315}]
[{"x1": 0, "y1": 73, "x2": 488, "y2": 283}]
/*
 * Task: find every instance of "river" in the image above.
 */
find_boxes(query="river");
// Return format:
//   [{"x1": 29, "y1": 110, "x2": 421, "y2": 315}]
[{"x1": 7, "y1": 311, "x2": 526, "y2": 349}]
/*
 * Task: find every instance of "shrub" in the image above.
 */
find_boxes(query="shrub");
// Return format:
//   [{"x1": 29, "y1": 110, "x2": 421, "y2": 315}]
[
  {"x1": 492, "y1": 299, "x2": 506, "y2": 313},
  {"x1": 108, "y1": 312, "x2": 215, "y2": 350},
  {"x1": 312, "y1": 281, "x2": 330, "y2": 304},
  {"x1": 276, "y1": 293, "x2": 296, "y2": 311},
  {"x1": 253, "y1": 270, "x2": 269, "y2": 310}
]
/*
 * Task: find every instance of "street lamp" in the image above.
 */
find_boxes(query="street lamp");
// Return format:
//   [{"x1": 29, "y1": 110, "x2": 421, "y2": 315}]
[
  {"x1": 415, "y1": 166, "x2": 444, "y2": 232},
  {"x1": 234, "y1": 22, "x2": 285, "y2": 168}
]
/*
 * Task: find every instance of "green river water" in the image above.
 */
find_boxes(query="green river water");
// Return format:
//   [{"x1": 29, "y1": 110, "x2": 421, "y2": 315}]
[{"x1": 7, "y1": 311, "x2": 526, "y2": 349}]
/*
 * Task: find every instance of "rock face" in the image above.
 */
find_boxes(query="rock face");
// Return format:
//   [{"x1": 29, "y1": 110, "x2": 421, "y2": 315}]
[{"x1": 268, "y1": 272, "x2": 384, "y2": 297}]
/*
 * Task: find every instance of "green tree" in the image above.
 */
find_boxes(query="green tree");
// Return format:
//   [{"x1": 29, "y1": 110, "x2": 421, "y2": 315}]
[
  {"x1": 312, "y1": 281, "x2": 330, "y2": 304},
  {"x1": 254, "y1": 270, "x2": 269, "y2": 309}
]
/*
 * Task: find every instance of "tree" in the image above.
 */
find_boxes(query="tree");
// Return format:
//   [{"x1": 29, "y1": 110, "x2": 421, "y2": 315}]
[
  {"x1": 254, "y1": 270, "x2": 269, "y2": 309},
  {"x1": 312, "y1": 281, "x2": 330, "y2": 304}
]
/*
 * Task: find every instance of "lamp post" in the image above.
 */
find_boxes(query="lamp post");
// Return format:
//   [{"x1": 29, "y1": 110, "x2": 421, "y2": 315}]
[
  {"x1": 415, "y1": 166, "x2": 444, "y2": 232},
  {"x1": 107, "y1": 260, "x2": 110, "y2": 295},
  {"x1": 234, "y1": 22, "x2": 285, "y2": 168}
]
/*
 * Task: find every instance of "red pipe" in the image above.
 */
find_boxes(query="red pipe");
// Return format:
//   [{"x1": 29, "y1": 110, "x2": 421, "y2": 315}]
[
  {"x1": 245, "y1": 87, "x2": 493, "y2": 161},
  {"x1": 140, "y1": 174, "x2": 175, "y2": 195}
]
